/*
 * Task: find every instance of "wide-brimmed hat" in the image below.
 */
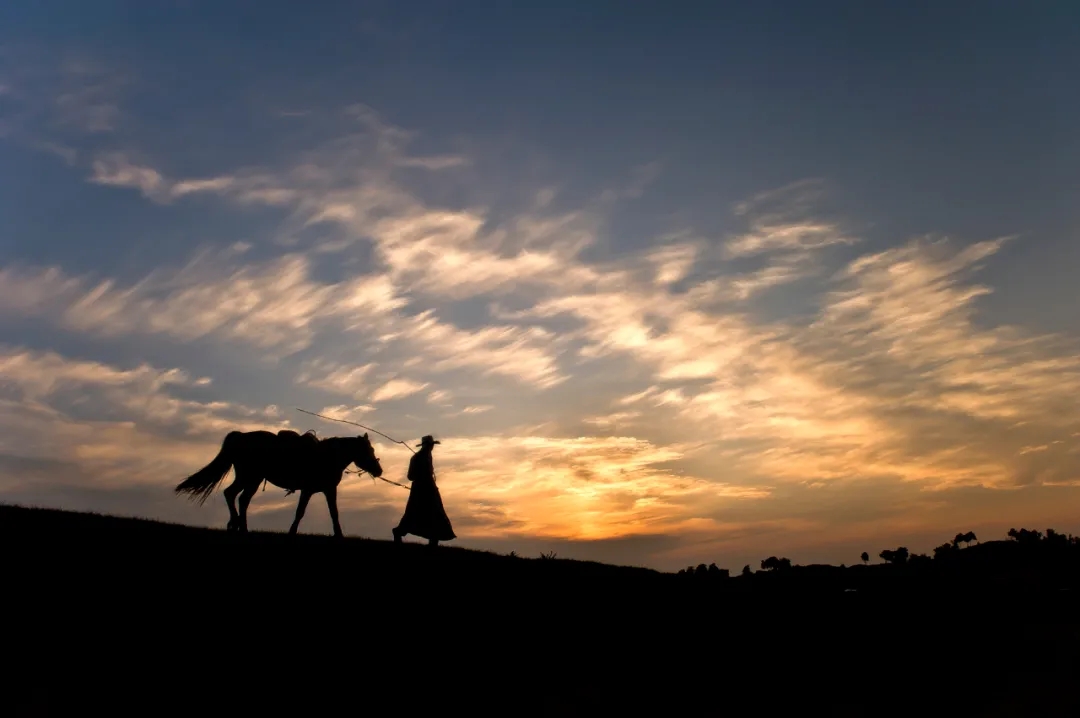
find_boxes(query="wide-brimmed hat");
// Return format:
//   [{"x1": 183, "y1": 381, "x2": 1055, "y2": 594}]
[{"x1": 416, "y1": 435, "x2": 441, "y2": 447}]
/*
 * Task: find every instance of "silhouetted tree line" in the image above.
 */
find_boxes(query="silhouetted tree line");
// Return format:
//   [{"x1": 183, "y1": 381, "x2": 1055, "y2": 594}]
[
  {"x1": 677, "y1": 526, "x2": 1080, "y2": 582},
  {"x1": 1006, "y1": 527, "x2": 1080, "y2": 545},
  {"x1": 677, "y1": 562, "x2": 730, "y2": 579}
]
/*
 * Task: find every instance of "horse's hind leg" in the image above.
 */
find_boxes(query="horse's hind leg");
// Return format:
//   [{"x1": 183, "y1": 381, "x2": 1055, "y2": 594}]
[
  {"x1": 236, "y1": 471, "x2": 260, "y2": 534},
  {"x1": 223, "y1": 478, "x2": 242, "y2": 532}
]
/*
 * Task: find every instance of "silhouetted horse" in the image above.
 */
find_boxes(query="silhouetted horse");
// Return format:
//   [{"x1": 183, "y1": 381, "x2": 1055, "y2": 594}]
[{"x1": 175, "y1": 429, "x2": 384, "y2": 538}]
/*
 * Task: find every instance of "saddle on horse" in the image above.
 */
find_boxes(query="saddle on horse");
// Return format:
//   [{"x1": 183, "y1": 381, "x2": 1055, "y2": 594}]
[{"x1": 277, "y1": 429, "x2": 321, "y2": 463}]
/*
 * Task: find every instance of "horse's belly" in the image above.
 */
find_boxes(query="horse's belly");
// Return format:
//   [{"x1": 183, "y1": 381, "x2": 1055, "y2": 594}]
[
  {"x1": 268, "y1": 473, "x2": 307, "y2": 492},
  {"x1": 265, "y1": 465, "x2": 338, "y2": 492}
]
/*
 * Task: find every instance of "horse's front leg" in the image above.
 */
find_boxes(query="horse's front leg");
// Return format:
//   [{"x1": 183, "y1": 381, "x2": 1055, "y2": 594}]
[
  {"x1": 324, "y1": 487, "x2": 343, "y2": 539},
  {"x1": 289, "y1": 490, "x2": 312, "y2": 536}
]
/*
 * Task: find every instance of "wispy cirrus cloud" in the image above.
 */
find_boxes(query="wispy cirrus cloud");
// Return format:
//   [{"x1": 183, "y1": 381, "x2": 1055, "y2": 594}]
[
  {"x1": 0, "y1": 250, "x2": 405, "y2": 356},
  {"x1": 0, "y1": 346, "x2": 291, "y2": 495},
  {"x1": 724, "y1": 179, "x2": 857, "y2": 259},
  {"x1": 370, "y1": 377, "x2": 429, "y2": 402},
  {"x1": 587, "y1": 235, "x2": 1080, "y2": 491},
  {"x1": 296, "y1": 360, "x2": 377, "y2": 398}
]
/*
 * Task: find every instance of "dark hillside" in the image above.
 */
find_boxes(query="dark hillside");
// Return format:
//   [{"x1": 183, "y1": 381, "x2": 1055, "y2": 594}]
[{"x1": 3, "y1": 504, "x2": 1078, "y2": 716}]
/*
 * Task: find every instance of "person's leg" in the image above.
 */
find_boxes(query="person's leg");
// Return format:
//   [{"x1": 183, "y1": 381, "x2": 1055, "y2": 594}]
[{"x1": 428, "y1": 538, "x2": 439, "y2": 547}]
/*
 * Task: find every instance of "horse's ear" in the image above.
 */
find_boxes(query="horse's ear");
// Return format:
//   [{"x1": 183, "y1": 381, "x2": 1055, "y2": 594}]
[{"x1": 363, "y1": 432, "x2": 368, "y2": 439}]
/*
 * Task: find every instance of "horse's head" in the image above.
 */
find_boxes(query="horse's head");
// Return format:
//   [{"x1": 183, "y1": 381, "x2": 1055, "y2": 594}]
[{"x1": 354, "y1": 433, "x2": 384, "y2": 478}]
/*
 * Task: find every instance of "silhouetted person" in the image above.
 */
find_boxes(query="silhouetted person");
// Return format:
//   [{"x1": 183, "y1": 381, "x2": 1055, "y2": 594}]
[{"x1": 393, "y1": 435, "x2": 456, "y2": 546}]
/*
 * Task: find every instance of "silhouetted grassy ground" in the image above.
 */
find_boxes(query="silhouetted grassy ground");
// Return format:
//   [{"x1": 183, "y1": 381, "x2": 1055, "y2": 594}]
[{"x1": 3, "y1": 504, "x2": 1078, "y2": 716}]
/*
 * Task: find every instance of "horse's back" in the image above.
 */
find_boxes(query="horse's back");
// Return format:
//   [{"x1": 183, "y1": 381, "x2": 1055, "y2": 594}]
[{"x1": 277, "y1": 429, "x2": 319, "y2": 445}]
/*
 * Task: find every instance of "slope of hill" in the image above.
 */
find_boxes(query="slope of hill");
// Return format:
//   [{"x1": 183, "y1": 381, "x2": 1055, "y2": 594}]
[{"x1": 4, "y1": 504, "x2": 1079, "y2": 716}]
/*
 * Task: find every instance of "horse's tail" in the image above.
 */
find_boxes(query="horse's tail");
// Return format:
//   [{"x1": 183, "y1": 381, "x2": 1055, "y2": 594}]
[{"x1": 175, "y1": 431, "x2": 239, "y2": 506}]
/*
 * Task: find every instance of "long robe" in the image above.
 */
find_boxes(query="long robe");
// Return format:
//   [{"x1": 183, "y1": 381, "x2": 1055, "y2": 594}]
[{"x1": 395, "y1": 448, "x2": 456, "y2": 542}]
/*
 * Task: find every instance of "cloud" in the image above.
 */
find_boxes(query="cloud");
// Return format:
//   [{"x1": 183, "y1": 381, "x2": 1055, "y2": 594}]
[
  {"x1": 687, "y1": 254, "x2": 815, "y2": 303},
  {"x1": 89, "y1": 154, "x2": 243, "y2": 204},
  {"x1": 396, "y1": 310, "x2": 566, "y2": 389},
  {"x1": 646, "y1": 242, "x2": 699, "y2": 286},
  {"x1": 723, "y1": 221, "x2": 855, "y2": 259},
  {"x1": 0, "y1": 250, "x2": 407, "y2": 356},
  {"x1": 581, "y1": 411, "x2": 641, "y2": 428},
  {"x1": 395, "y1": 154, "x2": 470, "y2": 170},
  {"x1": 724, "y1": 179, "x2": 857, "y2": 259},
  {"x1": 297, "y1": 360, "x2": 377, "y2": 398},
  {"x1": 0, "y1": 265, "x2": 84, "y2": 316},
  {"x1": 370, "y1": 378, "x2": 429, "y2": 402},
  {"x1": 0, "y1": 346, "x2": 295, "y2": 495},
  {"x1": 314, "y1": 404, "x2": 375, "y2": 422},
  {"x1": 90, "y1": 154, "x2": 167, "y2": 198},
  {"x1": 516, "y1": 228, "x2": 1080, "y2": 493},
  {"x1": 75, "y1": 106, "x2": 606, "y2": 304},
  {"x1": 0, "y1": 346, "x2": 195, "y2": 400}
]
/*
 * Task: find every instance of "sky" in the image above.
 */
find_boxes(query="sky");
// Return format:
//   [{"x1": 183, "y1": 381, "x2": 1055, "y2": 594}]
[{"x1": 2, "y1": 1, "x2": 1080, "y2": 572}]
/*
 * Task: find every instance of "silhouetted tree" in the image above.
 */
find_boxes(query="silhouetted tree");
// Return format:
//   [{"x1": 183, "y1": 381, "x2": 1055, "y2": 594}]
[
  {"x1": 694, "y1": 563, "x2": 708, "y2": 577},
  {"x1": 879, "y1": 547, "x2": 909, "y2": 565},
  {"x1": 1007, "y1": 528, "x2": 1043, "y2": 544},
  {"x1": 952, "y1": 531, "x2": 978, "y2": 548},
  {"x1": 1045, "y1": 528, "x2": 1068, "y2": 546},
  {"x1": 933, "y1": 542, "x2": 955, "y2": 559},
  {"x1": 760, "y1": 556, "x2": 792, "y2": 571},
  {"x1": 909, "y1": 553, "x2": 932, "y2": 567},
  {"x1": 741, "y1": 564, "x2": 752, "y2": 577},
  {"x1": 707, "y1": 563, "x2": 729, "y2": 579},
  {"x1": 861, "y1": 551, "x2": 869, "y2": 565}
]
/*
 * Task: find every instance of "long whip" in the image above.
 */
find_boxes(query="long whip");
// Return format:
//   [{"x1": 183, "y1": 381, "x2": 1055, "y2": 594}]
[
  {"x1": 294, "y1": 407, "x2": 413, "y2": 491},
  {"x1": 296, "y1": 407, "x2": 416, "y2": 454}
]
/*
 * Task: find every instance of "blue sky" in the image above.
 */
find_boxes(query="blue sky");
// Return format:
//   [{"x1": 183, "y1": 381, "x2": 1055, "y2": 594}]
[{"x1": 2, "y1": 1, "x2": 1080, "y2": 571}]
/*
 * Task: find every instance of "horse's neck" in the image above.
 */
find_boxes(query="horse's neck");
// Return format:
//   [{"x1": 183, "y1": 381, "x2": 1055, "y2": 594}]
[{"x1": 322, "y1": 438, "x2": 355, "y2": 469}]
